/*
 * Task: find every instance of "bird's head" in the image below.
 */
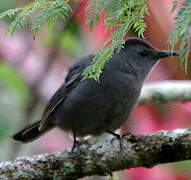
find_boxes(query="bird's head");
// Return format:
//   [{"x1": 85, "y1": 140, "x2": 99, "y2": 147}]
[
  {"x1": 123, "y1": 38, "x2": 178, "y2": 66},
  {"x1": 121, "y1": 38, "x2": 178, "y2": 75}
]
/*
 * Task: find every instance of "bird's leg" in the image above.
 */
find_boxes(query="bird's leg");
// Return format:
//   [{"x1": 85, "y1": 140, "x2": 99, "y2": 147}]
[
  {"x1": 71, "y1": 132, "x2": 80, "y2": 156},
  {"x1": 107, "y1": 130, "x2": 123, "y2": 150}
]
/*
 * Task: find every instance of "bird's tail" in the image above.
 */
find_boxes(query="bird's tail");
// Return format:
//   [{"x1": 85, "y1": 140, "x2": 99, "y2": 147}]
[{"x1": 13, "y1": 120, "x2": 54, "y2": 143}]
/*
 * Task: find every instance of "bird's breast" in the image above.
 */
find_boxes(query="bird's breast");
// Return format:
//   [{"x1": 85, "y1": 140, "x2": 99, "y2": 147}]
[{"x1": 100, "y1": 69, "x2": 142, "y2": 102}]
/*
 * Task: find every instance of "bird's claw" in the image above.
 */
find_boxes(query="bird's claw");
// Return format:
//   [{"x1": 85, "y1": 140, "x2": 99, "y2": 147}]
[{"x1": 107, "y1": 131, "x2": 123, "y2": 151}]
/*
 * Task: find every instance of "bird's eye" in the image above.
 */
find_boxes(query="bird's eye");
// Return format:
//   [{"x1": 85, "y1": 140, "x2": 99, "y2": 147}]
[{"x1": 139, "y1": 51, "x2": 148, "y2": 57}]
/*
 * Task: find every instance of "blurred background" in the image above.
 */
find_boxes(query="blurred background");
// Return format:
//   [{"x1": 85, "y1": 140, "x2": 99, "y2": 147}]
[{"x1": 0, "y1": 0, "x2": 191, "y2": 179}]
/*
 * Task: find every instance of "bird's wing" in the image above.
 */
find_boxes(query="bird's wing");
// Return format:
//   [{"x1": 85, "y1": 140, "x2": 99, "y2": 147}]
[{"x1": 39, "y1": 57, "x2": 90, "y2": 131}]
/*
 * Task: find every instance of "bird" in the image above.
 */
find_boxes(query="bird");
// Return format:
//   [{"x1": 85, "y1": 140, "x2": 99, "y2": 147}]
[{"x1": 13, "y1": 38, "x2": 178, "y2": 152}]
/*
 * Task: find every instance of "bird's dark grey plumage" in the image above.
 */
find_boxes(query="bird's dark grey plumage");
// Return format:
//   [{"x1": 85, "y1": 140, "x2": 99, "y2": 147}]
[{"x1": 13, "y1": 38, "x2": 178, "y2": 150}]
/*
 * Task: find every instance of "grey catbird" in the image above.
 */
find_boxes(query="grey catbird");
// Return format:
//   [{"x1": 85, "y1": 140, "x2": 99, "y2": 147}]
[{"x1": 13, "y1": 38, "x2": 178, "y2": 151}]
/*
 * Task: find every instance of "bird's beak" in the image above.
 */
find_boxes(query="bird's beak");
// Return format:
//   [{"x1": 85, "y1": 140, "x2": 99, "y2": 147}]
[{"x1": 157, "y1": 51, "x2": 179, "y2": 58}]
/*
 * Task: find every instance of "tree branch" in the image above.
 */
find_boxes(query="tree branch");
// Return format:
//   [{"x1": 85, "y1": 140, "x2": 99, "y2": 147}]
[
  {"x1": 1, "y1": 80, "x2": 191, "y2": 179},
  {"x1": 139, "y1": 80, "x2": 191, "y2": 104},
  {"x1": 1, "y1": 128, "x2": 191, "y2": 179}
]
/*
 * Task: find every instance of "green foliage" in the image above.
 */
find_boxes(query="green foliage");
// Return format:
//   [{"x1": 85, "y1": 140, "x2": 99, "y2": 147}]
[
  {"x1": 171, "y1": 0, "x2": 178, "y2": 12},
  {"x1": 83, "y1": 0, "x2": 148, "y2": 80},
  {"x1": 0, "y1": 0, "x2": 190, "y2": 79},
  {"x1": 169, "y1": 0, "x2": 191, "y2": 73},
  {"x1": 32, "y1": 0, "x2": 72, "y2": 35},
  {"x1": 82, "y1": 47, "x2": 114, "y2": 81},
  {"x1": 0, "y1": 0, "x2": 72, "y2": 36}
]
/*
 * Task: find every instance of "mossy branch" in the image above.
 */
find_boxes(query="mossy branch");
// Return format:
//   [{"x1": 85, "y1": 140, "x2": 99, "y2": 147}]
[{"x1": 1, "y1": 128, "x2": 191, "y2": 179}]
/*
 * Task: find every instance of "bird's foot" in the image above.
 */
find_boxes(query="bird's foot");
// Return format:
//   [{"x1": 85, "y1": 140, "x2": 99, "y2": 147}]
[
  {"x1": 107, "y1": 131, "x2": 123, "y2": 151},
  {"x1": 122, "y1": 132, "x2": 136, "y2": 142},
  {"x1": 71, "y1": 134, "x2": 81, "y2": 157}
]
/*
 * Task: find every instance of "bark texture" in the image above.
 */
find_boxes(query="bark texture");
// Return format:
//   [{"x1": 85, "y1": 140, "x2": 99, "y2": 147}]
[{"x1": 1, "y1": 129, "x2": 191, "y2": 179}]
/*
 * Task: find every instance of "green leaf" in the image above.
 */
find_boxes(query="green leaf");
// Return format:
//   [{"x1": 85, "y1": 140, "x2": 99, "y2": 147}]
[
  {"x1": 0, "y1": 8, "x2": 21, "y2": 19},
  {"x1": 32, "y1": 0, "x2": 72, "y2": 35},
  {"x1": 0, "y1": 0, "x2": 72, "y2": 35},
  {"x1": 171, "y1": 0, "x2": 178, "y2": 12},
  {"x1": 168, "y1": 0, "x2": 191, "y2": 73},
  {"x1": 83, "y1": 0, "x2": 149, "y2": 80}
]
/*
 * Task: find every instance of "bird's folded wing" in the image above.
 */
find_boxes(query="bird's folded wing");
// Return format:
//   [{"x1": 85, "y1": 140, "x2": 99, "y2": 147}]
[
  {"x1": 39, "y1": 69, "x2": 82, "y2": 131},
  {"x1": 39, "y1": 54, "x2": 93, "y2": 131}
]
